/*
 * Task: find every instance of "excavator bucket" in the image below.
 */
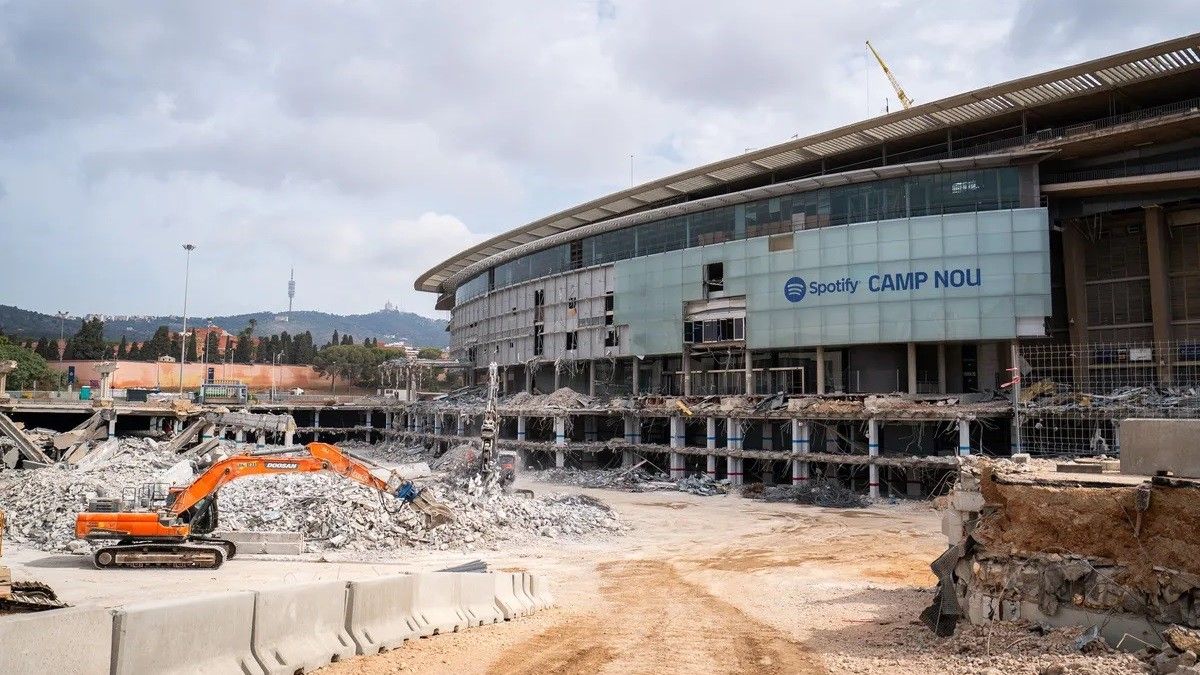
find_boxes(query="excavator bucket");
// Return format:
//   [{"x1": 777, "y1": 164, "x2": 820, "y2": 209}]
[{"x1": 412, "y1": 492, "x2": 455, "y2": 527}]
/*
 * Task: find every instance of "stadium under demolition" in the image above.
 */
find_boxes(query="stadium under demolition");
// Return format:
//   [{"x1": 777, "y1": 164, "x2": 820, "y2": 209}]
[{"x1": 3, "y1": 33, "x2": 1200, "y2": 675}]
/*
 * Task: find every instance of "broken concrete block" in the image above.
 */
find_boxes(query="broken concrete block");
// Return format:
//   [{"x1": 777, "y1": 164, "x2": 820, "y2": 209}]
[
  {"x1": 1056, "y1": 462, "x2": 1103, "y2": 474},
  {"x1": 1011, "y1": 453, "x2": 1030, "y2": 465},
  {"x1": 941, "y1": 510, "x2": 965, "y2": 546},
  {"x1": 951, "y1": 490, "x2": 985, "y2": 512}
]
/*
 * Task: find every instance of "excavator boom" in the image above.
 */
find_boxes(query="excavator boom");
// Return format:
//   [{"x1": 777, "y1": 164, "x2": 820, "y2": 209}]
[{"x1": 75, "y1": 442, "x2": 452, "y2": 570}]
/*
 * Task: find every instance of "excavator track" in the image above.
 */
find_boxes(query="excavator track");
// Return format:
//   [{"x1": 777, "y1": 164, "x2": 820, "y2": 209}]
[
  {"x1": 93, "y1": 543, "x2": 225, "y2": 570},
  {"x1": 0, "y1": 581, "x2": 69, "y2": 613}
]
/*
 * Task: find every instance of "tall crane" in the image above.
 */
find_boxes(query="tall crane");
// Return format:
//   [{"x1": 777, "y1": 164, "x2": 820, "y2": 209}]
[{"x1": 866, "y1": 40, "x2": 914, "y2": 111}]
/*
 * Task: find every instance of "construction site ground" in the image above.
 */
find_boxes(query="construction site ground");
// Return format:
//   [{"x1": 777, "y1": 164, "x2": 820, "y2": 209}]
[{"x1": 4, "y1": 476, "x2": 1144, "y2": 674}]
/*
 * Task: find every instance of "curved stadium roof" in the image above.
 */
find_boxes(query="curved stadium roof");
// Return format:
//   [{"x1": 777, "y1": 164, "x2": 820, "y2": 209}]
[{"x1": 416, "y1": 32, "x2": 1200, "y2": 296}]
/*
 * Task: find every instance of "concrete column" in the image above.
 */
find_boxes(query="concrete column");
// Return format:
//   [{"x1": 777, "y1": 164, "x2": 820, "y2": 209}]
[
  {"x1": 907, "y1": 342, "x2": 918, "y2": 394},
  {"x1": 256, "y1": 430, "x2": 265, "y2": 450},
  {"x1": 682, "y1": 346, "x2": 692, "y2": 397},
  {"x1": 867, "y1": 417, "x2": 880, "y2": 499},
  {"x1": 199, "y1": 422, "x2": 214, "y2": 442},
  {"x1": 744, "y1": 350, "x2": 754, "y2": 395},
  {"x1": 554, "y1": 415, "x2": 567, "y2": 468},
  {"x1": 631, "y1": 358, "x2": 640, "y2": 395},
  {"x1": 107, "y1": 415, "x2": 117, "y2": 438},
  {"x1": 524, "y1": 367, "x2": 533, "y2": 394},
  {"x1": 583, "y1": 415, "x2": 597, "y2": 442},
  {"x1": 726, "y1": 417, "x2": 742, "y2": 486},
  {"x1": 669, "y1": 416, "x2": 684, "y2": 479},
  {"x1": 958, "y1": 418, "x2": 971, "y2": 456},
  {"x1": 906, "y1": 467, "x2": 921, "y2": 498},
  {"x1": 937, "y1": 344, "x2": 947, "y2": 394},
  {"x1": 0, "y1": 360, "x2": 15, "y2": 399},
  {"x1": 97, "y1": 362, "x2": 117, "y2": 401},
  {"x1": 791, "y1": 419, "x2": 809, "y2": 484},
  {"x1": 364, "y1": 410, "x2": 372, "y2": 442},
  {"x1": 815, "y1": 346, "x2": 826, "y2": 395},
  {"x1": 235, "y1": 429, "x2": 246, "y2": 444},
  {"x1": 553, "y1": 366, "x2": 561, "y2": 391},
  {"x1": 621, "y1": 416, "x2": 636, "y2": 468},
  {"x1": 1146, "y1": 205, "x2": 1173, "y2": 384},
  {"x1": 384, "y1": 411, "x2": 392, "y2": 431},
  {"x1": 706, "y1": 417, "x2": 717, "y2": 478},
  {"x1": 433, "y1": 414, "x2": 443, "y2": 438},
  {"x1": 456, "y1": 414, "x2": 465, "y2": 436},
  {"x1": 517, "y1": 415, "x2": 527, "y2": 443},
  {"x1": 1062, "y1": 222, "x2": 1089, "y2": 384},
  {"x1": 588, "y1": 360, "x2": 596, "y2": 397},
  {"x1": 313, "y1": 410, "x2": 320, "y2": 429}
]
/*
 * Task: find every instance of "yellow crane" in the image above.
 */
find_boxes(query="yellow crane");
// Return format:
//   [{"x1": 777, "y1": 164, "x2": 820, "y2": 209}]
[{"x1": 866, "y1": 40, "x2": 914, "y2": 111}]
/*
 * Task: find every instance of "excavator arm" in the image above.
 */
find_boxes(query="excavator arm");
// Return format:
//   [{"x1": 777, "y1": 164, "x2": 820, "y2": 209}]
[{"x1": 168, "y1": 442, "x2": 403, "y2": 516}]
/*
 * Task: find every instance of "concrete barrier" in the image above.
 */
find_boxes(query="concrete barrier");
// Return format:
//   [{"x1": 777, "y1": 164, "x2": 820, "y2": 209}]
[
  {"x1": 0, "y1": 606, "x2": 112, "y2": 675},
  {"x1": 253, "y1": 581, "x2": 355, "y2": 674},
  {"x1": 213, "y1": 530, "x2": 305, "y2": 555},
  {"x1": 531, "y1": 575, "x2": 556, "y2": 609},
  {"x1": 522, "y1": 572, "x2": 547, "y2": 611},
  {"x1": 493, "y1": 572, "x2": 524, "y2": 620},
  {"x1": 458, "y1": 573, "x2": 503, "y2": 626},
  {"x1": 512, "y1": 572, "x2": 536, "y2": 615},
  {"x1": 112, "y1": 591, "x2": 265, "y2": 675},
  {"x1": 346, "y1": 575, "x2": 427, "y2": 655},
  {"x1": 413, "y1": 572, "x2": 467, "y2": 634}
]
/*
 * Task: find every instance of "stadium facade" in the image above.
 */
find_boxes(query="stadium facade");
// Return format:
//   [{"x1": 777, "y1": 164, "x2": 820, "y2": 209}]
[{"x1": 411, "y1": 34, "x2": 1200, "y2": 492}]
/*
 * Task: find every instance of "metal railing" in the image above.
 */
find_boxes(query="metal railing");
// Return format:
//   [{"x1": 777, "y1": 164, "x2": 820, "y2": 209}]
[{"x1": 1042, "y1": 155, "x2": 1200, "y2": 184}]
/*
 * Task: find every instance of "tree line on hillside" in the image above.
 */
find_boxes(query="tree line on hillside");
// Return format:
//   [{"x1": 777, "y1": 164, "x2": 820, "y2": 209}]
[{"x1": 5, "y1": 318, "x2": 457, "y2": 394}]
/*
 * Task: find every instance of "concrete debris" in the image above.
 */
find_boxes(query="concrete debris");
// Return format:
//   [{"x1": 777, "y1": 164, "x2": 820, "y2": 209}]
[
  {"x1": 530, "y1": 468, "x2": 727, "y2": 496},
  {"x1": 217, "y1": 468, "x2": 626, "y2": 552},
  {"x1": 505, "y1": 387, "x2": 597, "y2": 411},
  {"x1": 750, "y1": 479, "x2": 869, "y2": 508},
  {"x1": 1022, "y1": 383, "x2": 1200, "y2": 416},
  {"x1": 0, "y1": 438, "x2": 177, "y2": 551},
  {"x1": 0, "y1": 439, "x2": 626, "y2": 555}
]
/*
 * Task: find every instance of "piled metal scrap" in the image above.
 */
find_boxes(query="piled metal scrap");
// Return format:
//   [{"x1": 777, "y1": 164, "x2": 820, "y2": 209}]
[
  {"x1": 753, "y1": 479, "x2": 869, "y2": 508},
  {"x1": 531, "y1": 468, "x2": 727, "y2": 496},
  {"x1": 1021, "y1": 381, "x2": 1200, "y2": 417}
]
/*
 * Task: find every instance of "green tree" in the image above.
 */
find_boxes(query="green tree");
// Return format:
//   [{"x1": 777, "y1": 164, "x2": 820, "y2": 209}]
[
  {"x1": 67, "y1": 317, "x2": 105, "y2": 359},
  {"x1": 169, "y1": 333, "x2": 182, "y2": 361},
  {"x1": 312, "y1": 344, "x2": 384, "y2": 393},
  {"x1": 0, "y1": 336, "x2": 62, "y2": 390},
  {"x1": 143, "y1": 326, "x2": 171, "y2": 360},
  {"x1": 417, "y1": 347, "x2": 443, "y2": 360},
  {"x1": 234, "y1": 319, "x2": 257, "y2": 363},
  {"x1": 186, "y1": 331, "x2": 198, "y2": 362},
  {"x1": 127, "y1": 342, "x2": 141, "y2": 360},
  {"x1": 341, "y1": 334, "x2": 353, "y2": 346},
  {"x1": 329, "y1": 330, "x2": 339, "y2": 348},
  {"x1": 116, "y1": 335, "x2": 128, "y2": 359}
]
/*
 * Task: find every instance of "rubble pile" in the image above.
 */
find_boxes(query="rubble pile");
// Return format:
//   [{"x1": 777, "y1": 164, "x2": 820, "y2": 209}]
[
  {"x1": 218, "y1": 470, "x2": 625, "y2": 552},
  {"x1": 0, "y1": 439, "x2": 177, "y2": 551},
  {"x1": 753, "y1": 479, "x2": 869, "y2": 508},
  {"x1": 504, "y1": 388, "x2": 596, "y2": 411},
  {"x1": 1021, "y1": 381, "x2": 1200, "y2": 417},
  {"x1": 530, "y1": 468, "x2": 727, "y2": 496}
]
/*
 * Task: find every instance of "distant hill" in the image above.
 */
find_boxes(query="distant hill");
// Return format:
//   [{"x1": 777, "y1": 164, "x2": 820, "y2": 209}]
[{"x1": 0, "y1": 305, "x2": 449, "y2": 347}]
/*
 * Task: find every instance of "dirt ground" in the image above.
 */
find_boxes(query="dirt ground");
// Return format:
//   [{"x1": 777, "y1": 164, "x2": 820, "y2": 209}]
[{"x1": 319, "y1": 481, "x2": 948, "y2": 675}]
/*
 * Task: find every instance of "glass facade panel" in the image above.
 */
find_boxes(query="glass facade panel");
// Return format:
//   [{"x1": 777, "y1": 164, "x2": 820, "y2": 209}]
[{"x1": 455, "y1": 167, "x2": 1021, "y2": 303}]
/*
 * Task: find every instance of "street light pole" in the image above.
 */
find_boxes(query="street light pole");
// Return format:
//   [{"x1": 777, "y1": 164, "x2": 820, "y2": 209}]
[
  {"x1": 56, "y1": 311, "x2": 67, "y2": 360},
  {"x1": 179, "y1": 243, "x2": 196, "y2": 394}
]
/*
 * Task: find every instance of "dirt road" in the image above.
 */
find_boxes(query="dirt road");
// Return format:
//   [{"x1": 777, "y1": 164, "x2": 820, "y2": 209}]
[{"x1": 321, "y1": 483, "x2": 943, "y2": 674}]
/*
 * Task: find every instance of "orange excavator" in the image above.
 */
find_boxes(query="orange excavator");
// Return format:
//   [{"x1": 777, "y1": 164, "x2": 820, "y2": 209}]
[{"x1": 74, "y1": 442, "x2": 453, "y2": 570}]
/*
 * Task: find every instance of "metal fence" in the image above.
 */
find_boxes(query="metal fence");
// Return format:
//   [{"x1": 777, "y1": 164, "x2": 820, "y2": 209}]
[{"x1": 1016, "y1": 340, "x2": 1200, "y2": 456}]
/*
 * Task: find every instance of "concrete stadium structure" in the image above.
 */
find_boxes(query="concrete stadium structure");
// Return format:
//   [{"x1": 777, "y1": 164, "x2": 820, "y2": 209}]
[{"x1": 409, "y1": 34, "x2": 1200, "y2": 494}]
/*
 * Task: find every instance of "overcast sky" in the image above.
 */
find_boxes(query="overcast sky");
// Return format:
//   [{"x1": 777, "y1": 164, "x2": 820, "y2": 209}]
[{"x1": 0, "y1": 1, "x2": 1194, "y2": 319}]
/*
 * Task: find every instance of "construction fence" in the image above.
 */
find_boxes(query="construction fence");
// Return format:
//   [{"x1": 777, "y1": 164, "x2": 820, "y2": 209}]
[{"x1": 1017, "y1": 340, "x2": 1200, "y2": 456}]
